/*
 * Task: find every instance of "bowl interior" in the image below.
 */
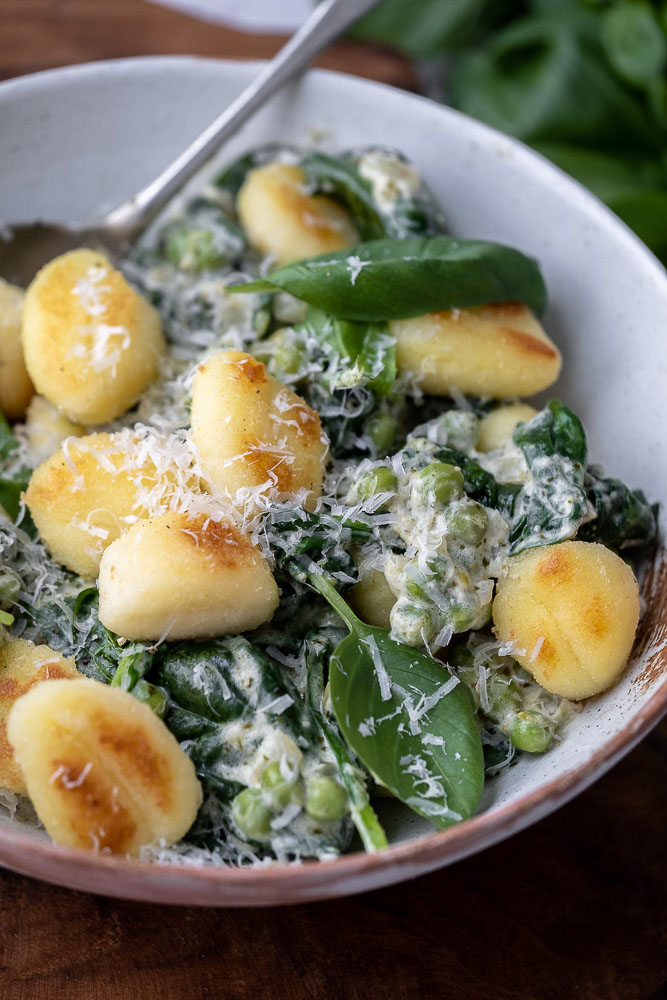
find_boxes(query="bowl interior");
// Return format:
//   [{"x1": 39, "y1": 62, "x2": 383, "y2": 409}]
[{"x1": 0, "y1": 57, "x2": 666, "y2": 902}]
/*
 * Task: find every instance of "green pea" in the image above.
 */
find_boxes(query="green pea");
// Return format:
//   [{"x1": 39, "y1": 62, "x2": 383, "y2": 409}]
[
  {"x1": 305, "y1": 776, "x2": 348, "y2": 822},
  {"x1": 442, "y1": 601, "x2": 477, "y2": 633},
  {"x1": 261, "y1": 760, "x2": 298, "y2": 809},
  {"x1": 131, "y1": 680, "x2": 169, "y2": 718},
  {"x1": 487, "y1": 677, "x2": 522, "y2": 721},
  {"x1": 412, "y1": 463, "x2": 463, "y2": 506},
  {"x1": 164, "y1": 227, "x2": 225, "y2": 272},
  {"x1": 509, "y1": 711, "x2": 554, "y2": 754},
  {"x1": 391, "y1": 600, "x2": 435, "y2": 645},
  {"x1": 231, "y1": 788, "x2": 273, "y2": 841},
  {"x1": 367, "y1": 413, "x2": 398, "y2": 453},
  {"x1": 435, "y1": 411, "x2": 479, "y2": 451},
  {"x1": 356, "y1": 466, "x2": 398, "y2": 503},
  {"x1": 252, "y1": 308, "x2": 271, "y2": 337},
  {"x1": 446, "y1": 503, "x2": 489, "y2": 545},
  {"x1": 270, "y1": 329, "x2": 306, "y2": 375}
]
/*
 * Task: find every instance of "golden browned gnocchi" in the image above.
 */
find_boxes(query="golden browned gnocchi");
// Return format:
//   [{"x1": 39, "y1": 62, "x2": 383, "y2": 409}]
[
  {"x1": 191, "y1": 349, "x2": 328, "y2": 505},
  {"x1": 492, "y1": 541, "x2": 640, "y2": 700},
  {"x1": 390, "y1": 303, "x2": 561, "y2": 398},
  {"x1": 23, "y1": 395, "x2": 85, "y2": 463},
  {"x1": 97, "y1": 511, "x2": 279, "y2": 640},
  {"x1": 21, "y1": 249, "x2": 165, "y2": 424},
  {"x1": 237, "y1": 162, "x2": 359, "y2": 266},
  {"x1": 0, "y1": 278, "x2": 33, "y2": 420},
  {"x1": 0, "y1": 639, "x2": 81, "y2": 793},
  {"x1": 7, "y1": 678, "x2": 202, "y2": 855},
  {"x1": 476, "y1": 403, "x2": 538, "y2": 452},
  {"x1": 23, "y1": 430, "x2": 197, "y2": 578}
]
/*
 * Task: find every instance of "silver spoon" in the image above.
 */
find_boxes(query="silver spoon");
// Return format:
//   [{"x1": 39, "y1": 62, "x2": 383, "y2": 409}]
[{"x1": 0, "y1": 0, "x2": 383, "y2": 285}]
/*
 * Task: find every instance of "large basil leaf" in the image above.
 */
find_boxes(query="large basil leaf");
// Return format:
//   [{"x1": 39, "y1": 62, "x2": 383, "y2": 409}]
[
  {"x1": 229, "y1": 236, "x2": 547, "y2": 320},
  {"x1": 311, "y1": 574, "x2": 484, "y2": 828}
]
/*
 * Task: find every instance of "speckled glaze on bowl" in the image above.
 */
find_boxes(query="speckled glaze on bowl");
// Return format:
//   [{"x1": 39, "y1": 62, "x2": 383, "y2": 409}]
[{"x1": 0, "y1": 57, "x2": 666, "y2": 907}]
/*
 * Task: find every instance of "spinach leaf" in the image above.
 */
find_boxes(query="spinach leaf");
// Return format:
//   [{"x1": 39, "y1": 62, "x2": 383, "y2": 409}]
[
  {"x1": 267, "y1": 503, "x2": 362, "y2": 587},
  {"x1": 508, "y1": 400, "x2": 588, "y2": 555},
  {"x1": 580, "y1": 465, "x2": 658, "y2": 551},
  {"x1": 304, "y1": 631, "x2": 388, "y2": 852},
  {"x1": 0, "y1": 413, "x2": 30, "y2": 521},
  {"x1": 229, "y1": 236, "x2": 547, "y2": 321},
  {"x1": 302, "y1": 151, "x2": 442, "y2": 240},
  {"x1": 434, "y1": 444, "x2": 518, "y2": 512},
  {"x1": 304, "y1": 307, "x2": 396, "y2": 396},
  {"x1": 302, "y1": 153, "x2": 386, "y2": 240},
  {"x1": 310, "y1": 573, "x2": 484, "y2": 828}
]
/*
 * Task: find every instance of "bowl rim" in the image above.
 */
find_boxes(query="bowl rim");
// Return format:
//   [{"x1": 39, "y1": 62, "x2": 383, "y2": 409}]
[{"x1": 1, "y1": 54, "x2": 666, "y2": 906}]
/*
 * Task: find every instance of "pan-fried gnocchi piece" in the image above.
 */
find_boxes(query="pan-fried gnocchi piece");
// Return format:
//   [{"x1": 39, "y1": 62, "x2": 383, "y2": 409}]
[
  {"x1": 0, "y1": 278, "x2": 34, "y2": 420},
  {"x1": 7, "y1": 678, "x2": 202, "y2": 855},
  {"x1": 237, "y1": 162, "x2": 359, "y2": 266},
  {"x1": 493, "y1": 541, "x2": 640, "y2": 700},
  {"x1": 21, "y1": 249, "x2": 165, "y2": 424},
  {"x1": 390, "y1": 303, "x2": 561, "y2": 399},
  {"x1": 0, "y1": 639, "x2": 81, "y2": 793},
  {"x1": 23, "y1": 395, "x2": 85, "y2": 463},
  {"x1": 24, "y1": 430, "x2": 195, "y2": 578},
  {"x1": 476, "y1": 403, "x2": 538, "y2": 452},
  {"x1": 348, "y1": 569, "x2": 396, "y2": 630},
  {"x1": 191, "y1": 350, "x2": 327, "y2": 505},
  {"x1": 98, "y1": 511, "x2": 279, "y2": 641}
]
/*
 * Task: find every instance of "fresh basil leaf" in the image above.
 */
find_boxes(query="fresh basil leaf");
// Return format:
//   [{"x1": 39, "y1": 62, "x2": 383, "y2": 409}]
[
  {"x1": 349, "y1": 0, "x2": 498, "y2": 57},
  {"x1": 450, "y1": 9, "x2": 661, "y2": 150},
  {"x1": 602, "y1": 2, "x2": 666, "y2": 88},
  {"x1": 229, "y1": 236, "x2": 547, "y2": 320},
  {"x1": 311, "y1": 574, "x2": 484, "y2": 828}
]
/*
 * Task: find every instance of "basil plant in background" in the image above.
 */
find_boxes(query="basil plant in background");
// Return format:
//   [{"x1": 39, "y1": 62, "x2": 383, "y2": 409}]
[{"x1": 350, "y1": 0, "x2": 667, "y2": 266}]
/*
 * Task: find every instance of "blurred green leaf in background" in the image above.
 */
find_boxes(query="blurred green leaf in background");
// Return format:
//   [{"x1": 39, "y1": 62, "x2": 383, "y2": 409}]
[{"x1": 350, "y1": 0, "x2": 667, "y2": 265}]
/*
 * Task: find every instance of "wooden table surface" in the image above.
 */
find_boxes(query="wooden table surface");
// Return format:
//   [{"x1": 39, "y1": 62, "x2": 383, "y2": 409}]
[{"x1": 0, "y1": 3, "x2": 666, "y2": 998}]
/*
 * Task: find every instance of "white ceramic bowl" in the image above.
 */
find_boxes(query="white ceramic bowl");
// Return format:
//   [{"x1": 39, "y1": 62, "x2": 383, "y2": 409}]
[{"x1": 1, "y1": 57, "x2": 666, "y2": 906}]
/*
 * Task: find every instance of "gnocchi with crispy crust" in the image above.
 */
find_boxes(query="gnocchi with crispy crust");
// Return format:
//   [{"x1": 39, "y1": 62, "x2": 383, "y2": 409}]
[
  {"x1": 237, "y1": 162, "x2": 359, "y2": 266},
  {"x1": 390, "y1": 303, "x2": 561, "y2": 398},
  {"x1": 0, "y1": 278, "x2": 33, "y2": 420},
  {"x1": 0, "y1": 639, "x2": 81, "y2": 793},
  {"x1": 492, "y1": 541, "x2": 640, "y2": 700},
  {"x1": 7, "y1": 678, "x2": 202, "y2": 855},
  {"x1": 24, "y1": 430, "x2": 197, "y2": 577},
  {"x1": 97, "y1": 511, "x2": 279, "y2": 640},
  {"x1": 191, "y1": 349, "x2": 327, "y2": 505},
  {"x1": 21, "y1": 249, "x2": 165, "y2": 424}
]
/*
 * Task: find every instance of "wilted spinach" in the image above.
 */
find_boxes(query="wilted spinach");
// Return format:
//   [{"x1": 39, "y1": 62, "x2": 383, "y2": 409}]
[
  {"x1": 580, "y1": 465, "x2": 658, "y2": 551},
  {"x1": 508, "y1": 400, "x2": 588, "y2": 555}
]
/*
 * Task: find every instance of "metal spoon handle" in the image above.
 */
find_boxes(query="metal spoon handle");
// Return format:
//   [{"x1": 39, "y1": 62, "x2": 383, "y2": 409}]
[{"x1": 105, "y1": 0, "x2": 382, "y2": 242}]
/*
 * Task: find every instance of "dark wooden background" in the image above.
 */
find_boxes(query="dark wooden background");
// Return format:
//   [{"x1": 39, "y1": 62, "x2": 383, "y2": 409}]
[{"x1": 0, "y1": 3, "x2": 666, "y2": 997}]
